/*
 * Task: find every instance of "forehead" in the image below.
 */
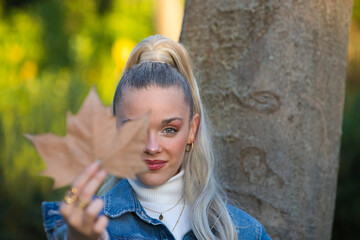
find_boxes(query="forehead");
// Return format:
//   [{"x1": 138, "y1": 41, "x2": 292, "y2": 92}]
[{"x1": 117, "y1": 86, "x2": 190, "y2": 119}]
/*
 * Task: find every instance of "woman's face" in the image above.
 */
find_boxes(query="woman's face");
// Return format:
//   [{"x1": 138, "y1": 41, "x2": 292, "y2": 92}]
[{"x1": 117, "y1": 86, "x2": 199, "y2": 187}]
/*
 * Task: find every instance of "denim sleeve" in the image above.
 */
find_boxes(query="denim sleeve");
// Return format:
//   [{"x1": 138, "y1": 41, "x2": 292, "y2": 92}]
[
  {"x1": 42, "y1": 201, "x2": 68, "y2": 240},
  {"x1": 260, "y1": 225, "x2": 271, "y2": 240},
  {"x1": 227, "y1": 204, "x2": 272, "y2": 240}
]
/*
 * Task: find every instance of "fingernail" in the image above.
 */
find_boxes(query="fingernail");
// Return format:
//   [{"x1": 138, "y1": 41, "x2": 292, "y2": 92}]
[{"x1": 87, "y1": 160, "x2": 100, "y2": 171}]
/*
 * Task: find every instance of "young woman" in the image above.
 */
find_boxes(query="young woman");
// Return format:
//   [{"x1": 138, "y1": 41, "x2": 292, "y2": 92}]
[{"x1": 42, "y1": 35, "x2": 271, "y2": 240}]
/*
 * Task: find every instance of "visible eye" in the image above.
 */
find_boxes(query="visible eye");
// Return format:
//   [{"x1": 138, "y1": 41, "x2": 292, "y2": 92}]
[{"x1": 161, "y1": 127, "x2": 178, "y2": 135}]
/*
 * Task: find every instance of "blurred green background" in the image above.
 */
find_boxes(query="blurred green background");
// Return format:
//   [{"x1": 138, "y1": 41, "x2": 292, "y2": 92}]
[
  {"x1": 0, "y1": 0, "x2": 153, "y2": 238},
  {"x1": 0, "y1": 0, "x2": 358, "y2": 239}
]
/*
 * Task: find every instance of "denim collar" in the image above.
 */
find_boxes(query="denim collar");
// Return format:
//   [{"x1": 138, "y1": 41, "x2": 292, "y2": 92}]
[
  {"x1": 102, "y1": 179, "x2": 163, "y2": 226},
  {"x1": 102, "y1": 179, "x2": 197, "y2": 240}
]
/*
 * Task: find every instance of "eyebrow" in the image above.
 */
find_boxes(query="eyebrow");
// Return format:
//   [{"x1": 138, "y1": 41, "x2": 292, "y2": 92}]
[
  {"x1": 121, "y1": 117, "x2": 183, "y2": 125},
  {"x1": 162, "y1": 117, "x2": 183, "y2": 124}
]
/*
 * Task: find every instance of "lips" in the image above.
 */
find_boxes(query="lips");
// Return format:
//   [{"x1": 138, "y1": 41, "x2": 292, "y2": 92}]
[{"x1": 145, "y1": 159, "x2": 167, "y2": 170}]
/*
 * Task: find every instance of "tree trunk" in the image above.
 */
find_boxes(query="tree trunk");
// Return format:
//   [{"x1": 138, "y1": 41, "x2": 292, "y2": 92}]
[{"x1": 180, "y1": 0, "x2": 353, "y2": 239}]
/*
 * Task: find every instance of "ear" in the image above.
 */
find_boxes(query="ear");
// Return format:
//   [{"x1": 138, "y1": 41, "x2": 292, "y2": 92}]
[{"x1": 188, "y1": 113, "x2": 200, "y2": 143}]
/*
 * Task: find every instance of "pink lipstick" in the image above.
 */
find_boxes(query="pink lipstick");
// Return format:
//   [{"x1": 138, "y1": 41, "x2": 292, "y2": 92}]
[{"x1": 145, "y1": 159, "x2": 167, "y2": 170}]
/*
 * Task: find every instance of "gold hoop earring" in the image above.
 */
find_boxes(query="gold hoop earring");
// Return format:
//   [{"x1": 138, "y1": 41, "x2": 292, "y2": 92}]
[{"x1": 185, "y1": 142, "x2": 194, "y2": 152}]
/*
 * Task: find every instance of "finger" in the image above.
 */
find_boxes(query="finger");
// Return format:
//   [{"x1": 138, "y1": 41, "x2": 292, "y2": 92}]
[
  {"x1": 61, "y1": 189, "x2": 79, "y2": 216},
  {"x1": 61, "y1": 162, "x2": 100, "y2": 219},
  {"x1": 60, "y1": 201, "x2": 83, "y2": 230},
  {"x1": 93, "y1": 215, "x2": 109, "y2": 235},
  {"x1": 82, "y1": 198, "x2": 104, "y2": 227},
  {"x1": 72, "y1": 161, "x2": 101, "y2": 192},
  {"x1": 79, "y1": 169, "x2": 107, "y2": 204},
  {"x1": 66, "y1": 195, "x2": 104, "y2": 229},
  {"x1": 60, "y1": 201, "x2": 73, "y2": 220}
]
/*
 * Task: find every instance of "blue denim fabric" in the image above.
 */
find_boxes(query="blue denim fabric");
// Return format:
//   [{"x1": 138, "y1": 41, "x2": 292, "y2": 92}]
[
  {"x1": 42, "y1": 179, "x2": 271, "y2": 240},
  {"x1": 42, "y1": 201, "x2": 67, "y2": 240}
]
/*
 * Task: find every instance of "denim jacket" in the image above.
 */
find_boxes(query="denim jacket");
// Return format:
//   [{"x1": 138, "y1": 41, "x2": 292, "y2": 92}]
[{"x1": 42, "y1": 179, "x2": 271, "y2": 240}]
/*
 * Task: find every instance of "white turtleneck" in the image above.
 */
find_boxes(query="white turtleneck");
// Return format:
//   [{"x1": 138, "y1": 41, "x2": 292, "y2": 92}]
[{"x1": 127, "y1": 170, "x2": 191, "y2": 240}]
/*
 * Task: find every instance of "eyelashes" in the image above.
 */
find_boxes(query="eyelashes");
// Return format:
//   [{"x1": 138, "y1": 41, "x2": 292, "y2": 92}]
[{"x1": 161, "y1": 127, "x2": 178, "y2": 136}]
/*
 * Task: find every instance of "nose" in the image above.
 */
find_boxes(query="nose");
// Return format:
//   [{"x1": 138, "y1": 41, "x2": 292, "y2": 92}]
[{"x1": 145, "y1": 132, "x2": 162, "y2": 155}]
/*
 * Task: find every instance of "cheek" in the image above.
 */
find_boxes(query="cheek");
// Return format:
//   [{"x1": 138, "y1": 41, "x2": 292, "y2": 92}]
[{"x1": 161, "y1": 133, "x2": 188, "y2": 159}]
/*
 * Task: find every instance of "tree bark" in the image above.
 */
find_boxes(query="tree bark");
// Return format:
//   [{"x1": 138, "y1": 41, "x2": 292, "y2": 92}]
[{"x1": 180, "y1": 0, "x2": 353, "y2": 239}]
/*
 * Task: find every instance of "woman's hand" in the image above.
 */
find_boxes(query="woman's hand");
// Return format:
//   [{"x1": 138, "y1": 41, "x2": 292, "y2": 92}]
[{"x1": 60, "y1": 161, "x2": 109, "y2": 240}]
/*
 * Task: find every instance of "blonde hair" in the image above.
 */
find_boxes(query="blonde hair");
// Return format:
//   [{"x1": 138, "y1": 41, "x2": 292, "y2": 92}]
[{"x1": 99, "y1": 35, "x2": 237, "y2": 240}]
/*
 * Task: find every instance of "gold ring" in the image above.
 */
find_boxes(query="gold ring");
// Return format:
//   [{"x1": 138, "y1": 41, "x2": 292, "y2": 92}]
[
  {"x1": 77, "y1": 200, "x2": 89, "y2": 209},
  {"x1": 63, "y1": 194, "x2": 78, "y2": 204},
  {"x1": 68, "y1": 187, "x2": 78, "y2": 194},
  {"x1": 63, "y1": 187, "x2": 79, "y2": 204}
]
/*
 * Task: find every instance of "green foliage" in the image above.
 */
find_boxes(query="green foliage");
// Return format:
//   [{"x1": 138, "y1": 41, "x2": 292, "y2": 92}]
[
  {"x1": 332, "y1": 87, "x2": 360, "y2": 239},
  {"x1": 332, "y1": 1, "x2": 360, "y2": 237},
  {"x1": 354, "y1": 0, "x2": 360, "y2": 24},
  {"x1": 0, "y1": 0, "x2": 154, "y2": 239}
]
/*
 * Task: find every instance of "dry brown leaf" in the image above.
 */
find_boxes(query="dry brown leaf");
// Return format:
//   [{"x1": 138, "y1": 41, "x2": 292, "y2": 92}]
[{"x1": 25, "y1": 87, "x2": 149, "y2": 189}]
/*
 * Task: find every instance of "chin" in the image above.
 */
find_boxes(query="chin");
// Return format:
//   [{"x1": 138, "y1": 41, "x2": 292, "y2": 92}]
[{"x1": 136, "y1": 172, "x2": 169, "y2": 187}]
